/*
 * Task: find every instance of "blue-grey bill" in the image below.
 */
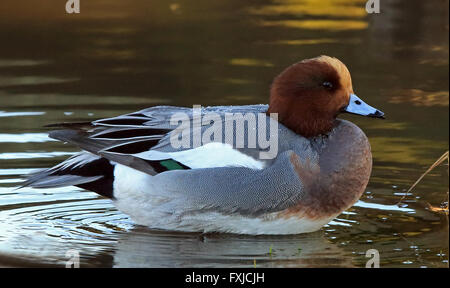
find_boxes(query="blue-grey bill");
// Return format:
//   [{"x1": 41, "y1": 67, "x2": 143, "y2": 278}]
[{"x1": 344, "y1": 94, "x2": 385, "y2": 119}]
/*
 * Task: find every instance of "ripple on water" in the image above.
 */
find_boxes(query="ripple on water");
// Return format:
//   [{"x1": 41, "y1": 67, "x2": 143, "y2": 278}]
[{"x1": 0, "y1": 173, "x2": 134, "y2": 266}]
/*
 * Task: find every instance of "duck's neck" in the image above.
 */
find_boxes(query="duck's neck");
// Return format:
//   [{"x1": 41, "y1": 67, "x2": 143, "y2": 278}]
[{"x1": 267, "y1": 105, "x2": 335, "y2": 138}]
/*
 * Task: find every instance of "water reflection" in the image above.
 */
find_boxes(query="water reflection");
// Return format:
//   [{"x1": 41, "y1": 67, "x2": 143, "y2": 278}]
[
  {"x1": 249, "y1": 0, "x2": 368, "y2": 18},
  {"x1": 0, "y1": 0, "x2": 448, "y2": 267},
  {"x1": 0, "y1": 133, "x2": 55, "y2": 143},
  {"x1": 113, "y1": 228, "x2": 353, "y2": 268},
  {"x1": 259, "y1": 20, "x2": 368, "y2": 31},
  {"x1": 389, "y1": 89, "x2": 449, "y2": 107}
]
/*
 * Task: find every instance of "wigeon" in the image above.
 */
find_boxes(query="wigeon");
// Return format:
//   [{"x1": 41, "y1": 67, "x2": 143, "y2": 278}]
[{"x1": 23, "y1": 55, "x2": 384, "y2": 235}]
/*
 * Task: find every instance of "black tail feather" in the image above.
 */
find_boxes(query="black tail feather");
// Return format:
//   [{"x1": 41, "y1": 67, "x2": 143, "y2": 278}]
[{"x1": 22, "y1": 153, "x2": 115, "y2": 199}]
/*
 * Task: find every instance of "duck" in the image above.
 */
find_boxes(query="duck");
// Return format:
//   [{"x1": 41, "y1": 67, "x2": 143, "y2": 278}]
[{"x1": 23, "y1": 55, "x2": 384, "y2": 235}]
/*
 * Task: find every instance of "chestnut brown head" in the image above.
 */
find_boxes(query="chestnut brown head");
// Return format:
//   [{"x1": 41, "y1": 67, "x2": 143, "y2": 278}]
[{"x1": 267, "y1": 56, "x2": 384, "y2": 137}]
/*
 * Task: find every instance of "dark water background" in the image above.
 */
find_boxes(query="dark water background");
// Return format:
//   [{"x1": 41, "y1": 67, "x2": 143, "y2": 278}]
[{"x1": 0, "y1": 0, "x2": 448, "y2": 267}]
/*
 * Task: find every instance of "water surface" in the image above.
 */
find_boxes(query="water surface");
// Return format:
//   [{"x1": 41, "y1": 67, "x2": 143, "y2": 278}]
[{"x1": 0, "y1": 0, "x2": 448, "y2": 267}]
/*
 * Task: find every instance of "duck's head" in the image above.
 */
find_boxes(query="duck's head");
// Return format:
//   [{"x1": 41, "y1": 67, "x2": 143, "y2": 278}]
[{"x1": 267, "y1": 55, "x2": 384, "y2": 137}]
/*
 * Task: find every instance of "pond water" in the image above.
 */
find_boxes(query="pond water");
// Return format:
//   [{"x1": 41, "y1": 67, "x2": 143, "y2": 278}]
[{"x1": 0, "y1": 0, "x2": 448, "y2": 267}]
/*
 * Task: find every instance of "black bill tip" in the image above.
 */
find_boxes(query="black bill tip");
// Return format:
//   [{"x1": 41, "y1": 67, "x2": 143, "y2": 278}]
[{"x1": 368, "y1": 110, "x2": 385, "y2": 119}]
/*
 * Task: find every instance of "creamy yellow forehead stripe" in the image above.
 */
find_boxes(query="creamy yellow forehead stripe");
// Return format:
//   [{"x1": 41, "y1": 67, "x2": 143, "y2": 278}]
[{"x1": 312, "y1": 55, "x2": 353, "y2": 94}]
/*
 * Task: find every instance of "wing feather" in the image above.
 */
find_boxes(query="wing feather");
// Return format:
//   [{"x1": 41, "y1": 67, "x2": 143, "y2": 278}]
[{"x1": 44, "y1": 105, "x2": 270, "y2": 175}]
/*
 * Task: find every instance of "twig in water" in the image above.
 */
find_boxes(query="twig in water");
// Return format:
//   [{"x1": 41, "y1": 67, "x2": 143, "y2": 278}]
[{"x1": 397, "y1": 151, "x2": 449, "y2": 206}]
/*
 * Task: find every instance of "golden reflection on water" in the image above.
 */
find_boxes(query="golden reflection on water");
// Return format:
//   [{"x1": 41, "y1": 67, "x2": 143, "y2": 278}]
[
  {"x1": 269, "y1": 38, "x2": 339, "y2": 45},
  {"x1": 371, "y1": 137, "x2": 448, "y2": 165},
  {"x1": 249, "y1": 0, "x2": 367, "y2": 18},
  {"x1": 228, "y1": 58, "x2": 274, "y2": 67},
  {"x1": 365, "y1": 121, "x2": 408, "y2": 131},
  {"x1": 0, "y1": 76, "x2": 78, "y2": 87},
  {"x1": 214, "y1": 78, "x2": 255, "y2": 85},
  {"x1": 0, "y1": 60, "x2": 49, "y2": 68},
  {"x1": 389, "y1": 89, "x2": 449, "y2": 107},
  {"x1": 259, "y1": 19, "x2": 368, "y2": 30},
  {"x1": 86, "y1": 49, "x2": 137, "y2": 60},
  {"x1": 251, "y1": 0, "x2": 368, "y2": 31},
  {"x1": 79, "y1": 28, "x2": 138, "y2": 36}
]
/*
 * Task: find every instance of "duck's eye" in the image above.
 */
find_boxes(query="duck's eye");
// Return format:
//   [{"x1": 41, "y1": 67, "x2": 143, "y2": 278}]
[{"x1": 322, "y1": 81, "x2": 333, "y2": 89}]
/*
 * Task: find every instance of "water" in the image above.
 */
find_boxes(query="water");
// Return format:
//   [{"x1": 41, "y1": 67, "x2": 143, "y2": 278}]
[{"x1": 0, "y1": 0, "x2": 448, "y2": 267}]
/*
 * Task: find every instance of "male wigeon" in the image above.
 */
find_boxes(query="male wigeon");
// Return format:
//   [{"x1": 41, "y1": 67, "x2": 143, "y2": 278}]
[{"x1": 23, "y1": 56, "x2": 384, "y2": 235}]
